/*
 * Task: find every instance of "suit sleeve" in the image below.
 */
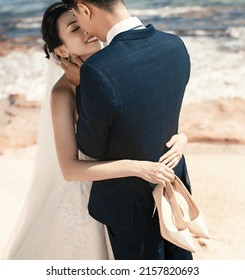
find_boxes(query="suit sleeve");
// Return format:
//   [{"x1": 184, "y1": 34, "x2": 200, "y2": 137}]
[{"x1": 76, "y1": 62, "x2": 119, "y2": 159}]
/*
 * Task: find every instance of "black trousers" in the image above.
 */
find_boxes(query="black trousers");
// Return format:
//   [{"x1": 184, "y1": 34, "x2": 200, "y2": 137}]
[{"x1": 107, "y1": 206, "x2": 193, "y2": 260}]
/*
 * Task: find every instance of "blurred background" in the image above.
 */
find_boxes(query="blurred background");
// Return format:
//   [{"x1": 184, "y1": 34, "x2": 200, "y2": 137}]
[{"x1": 0, "y1": 0, "x2": 245, "y2": 259}]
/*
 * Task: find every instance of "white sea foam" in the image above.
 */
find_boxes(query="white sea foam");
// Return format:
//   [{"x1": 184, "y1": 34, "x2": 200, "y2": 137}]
[
  {"x1": 226, "y1": 26, "x2": 245, "y2": 39},
  {"x1": 16, "y1": 22, "x2": 41, "y2": 29},
  {"x1": 0, "y1": 49, "x2": 47, "y2": 100},
  {"x1": 16, "y1": 17, "x2": 43, "y2": 29},
  {"x1": 183, "y1": 36, "x2": 245, "y2": 104},
  {"x1": 0, "y1": 35, "x2": 244, "y2": 103},
  {"x1": 129, "y1": 6, "x2": 204, "y2": 18}
]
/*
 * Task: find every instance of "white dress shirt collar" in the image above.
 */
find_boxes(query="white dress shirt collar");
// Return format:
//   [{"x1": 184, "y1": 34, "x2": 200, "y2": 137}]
[{"x1": 106, "y1": 17, "x2": 145, "y2": 44}]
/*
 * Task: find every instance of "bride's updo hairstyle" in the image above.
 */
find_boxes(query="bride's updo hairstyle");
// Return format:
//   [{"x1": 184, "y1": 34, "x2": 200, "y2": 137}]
[{"x1": 42, "y1": 2, "x2": 69, "y2": 59}]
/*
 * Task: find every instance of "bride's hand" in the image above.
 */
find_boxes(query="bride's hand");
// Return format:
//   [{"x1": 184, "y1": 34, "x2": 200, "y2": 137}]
[
  {"x1": 159, "y1": 133, "x2": 188, "y2": 169},
  {"x1": 136, "y1": 161, "x2": 175, "y2": 186},
  {"x1": 61, "y1": 56, "x2": 84, "y2": 86}
]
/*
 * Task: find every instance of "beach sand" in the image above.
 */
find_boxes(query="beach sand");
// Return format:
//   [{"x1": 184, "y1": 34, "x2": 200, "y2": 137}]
[
  {"x1": 185, "y1": 143, "x2": 245, "y2": 259},
  {"x1": 0, "y1": 147, "x2": 36, "y2": 259}
]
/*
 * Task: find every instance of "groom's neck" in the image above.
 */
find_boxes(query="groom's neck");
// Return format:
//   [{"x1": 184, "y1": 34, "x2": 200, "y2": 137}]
[
  {"x1": 107, "y1": 6, "x2": 132, "y2": 28},
  {"x1": 96, "y1": 4, "x2": 132, "y2": 41}
]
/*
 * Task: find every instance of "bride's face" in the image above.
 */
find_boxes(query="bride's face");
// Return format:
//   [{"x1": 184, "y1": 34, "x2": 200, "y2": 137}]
[{"x1": 57, "y1": 10, "x2": 101, "y2": 59}]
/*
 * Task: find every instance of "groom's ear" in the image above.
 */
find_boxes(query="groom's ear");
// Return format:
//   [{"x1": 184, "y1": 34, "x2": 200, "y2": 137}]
[
  {"x1": 76, "y1": 2, "x2": 92, "y2": 18},
  {"x1": 54, "y1": 46, "x2": 68, "y2": 58}
]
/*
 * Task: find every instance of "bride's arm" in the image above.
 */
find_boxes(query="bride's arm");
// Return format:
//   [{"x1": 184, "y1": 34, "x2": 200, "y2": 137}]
[{"x1": 51, "y1": 86, "x2": 174, "y2": 185}]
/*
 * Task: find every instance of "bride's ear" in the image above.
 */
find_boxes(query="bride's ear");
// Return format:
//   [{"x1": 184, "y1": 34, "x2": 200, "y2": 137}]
[{"x1": 54, "y1": 46, "x2": 69, "y2": 58}]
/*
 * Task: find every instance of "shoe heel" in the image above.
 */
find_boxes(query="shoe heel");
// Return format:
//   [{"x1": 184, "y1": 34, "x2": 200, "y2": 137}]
[
  {"x1": 173, "y1": 176, "x2": 210, "y2": 239},
  {"x1": 153, "y1": 184, "x2": 195, "y2": 253}
]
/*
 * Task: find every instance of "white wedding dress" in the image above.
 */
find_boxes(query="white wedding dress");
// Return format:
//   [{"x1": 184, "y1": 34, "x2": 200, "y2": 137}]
[
  {"x1": 4, "y1": 59, "x2": 113, "y2": 260},
  {"x1": 6, "y1": 154, "x2": 113, "y2": 260}
]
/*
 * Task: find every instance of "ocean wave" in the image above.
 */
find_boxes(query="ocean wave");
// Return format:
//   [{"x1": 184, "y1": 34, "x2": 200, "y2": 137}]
[
  {"x1": 129, "y1": 4, "x2": 245, "y2": 39},
  {"x1": 15, "y1": 17, "x2": 42, "y2": 30},
  {"x1": 1, "y1": 2, "x2": 244, "y2": 39},
  {"x1": 129, "y1": 6, "x2": 205, "y2": 17},
  {"x1": 226, "y1": 26, "x2": 245, "y2": 39},
  {"x1": 219, "y1": 26, "x2": 245, "y2": 52},
  {"x1": 0, "y1": 50, "x2": 47, "y2": 100}
]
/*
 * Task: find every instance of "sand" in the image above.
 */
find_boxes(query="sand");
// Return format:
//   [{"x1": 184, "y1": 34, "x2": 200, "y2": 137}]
[
  {"x1": 0, "y1": 147, "x2": 36, "y2": 259},
  {"x1": 185, "y1": 143, "x2": 245, "y2": 259}
]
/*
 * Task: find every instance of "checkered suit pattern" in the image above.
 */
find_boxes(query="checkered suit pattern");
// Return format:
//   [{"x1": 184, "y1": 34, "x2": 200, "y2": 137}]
[{"x1": 76, "y1": 25, "x2": 191, "y2": 229}]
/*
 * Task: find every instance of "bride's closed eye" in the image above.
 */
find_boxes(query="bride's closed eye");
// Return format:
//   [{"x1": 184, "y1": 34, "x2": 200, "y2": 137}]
[{"x1": 71, "y1": 26, "x2": 80, "y2": 32}]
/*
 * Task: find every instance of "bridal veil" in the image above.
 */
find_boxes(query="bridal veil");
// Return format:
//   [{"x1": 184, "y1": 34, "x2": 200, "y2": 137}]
[{"x1": 4, "y1": 58, "x2": 113, "y2": 260}]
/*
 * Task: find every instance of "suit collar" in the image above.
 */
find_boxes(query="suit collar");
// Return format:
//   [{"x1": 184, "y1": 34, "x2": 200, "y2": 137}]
[
  {"x1": 106, "y1": 17, "x2": 145, "y2": 44},
  {"x1": 110, "y1": 24, "x2": 156, "y2": 43}
]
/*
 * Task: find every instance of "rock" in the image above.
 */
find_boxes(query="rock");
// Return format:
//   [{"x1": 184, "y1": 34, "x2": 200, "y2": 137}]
[
  {"x1": 0, "y1": 96, "x2": 245, "y2": 154},
  {"x1": 179, "y1": 97, "x2": 245, "y2": 144},
  {"x1": 0, "y1": 96, "x2": 40, "y2": 154},
  {"x1": 8, "y1": 94, "x2": 40, "y2": 108},
  {"x1": 0, "y1": 36, "x2": 42, "y2": 57}
]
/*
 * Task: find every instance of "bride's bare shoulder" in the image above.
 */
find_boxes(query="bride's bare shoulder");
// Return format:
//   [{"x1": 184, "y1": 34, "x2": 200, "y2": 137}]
[
  {"x1": 51, "y1": 74, "x2": 75, "y2": 111},
  {"x1": 52, "y1": 74, "x2": 74, "y2": 95}
]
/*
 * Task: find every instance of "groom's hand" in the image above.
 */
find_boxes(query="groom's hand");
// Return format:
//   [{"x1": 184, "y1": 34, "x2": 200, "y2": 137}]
[{"x1": 61, "y1": 56, "x2": 84, "y2": 86}]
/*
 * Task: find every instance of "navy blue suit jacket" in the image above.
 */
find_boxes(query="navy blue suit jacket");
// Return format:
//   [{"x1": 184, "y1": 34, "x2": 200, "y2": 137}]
[{"x1": 76, "y1": 25, "x2": 191, "y2": 229}]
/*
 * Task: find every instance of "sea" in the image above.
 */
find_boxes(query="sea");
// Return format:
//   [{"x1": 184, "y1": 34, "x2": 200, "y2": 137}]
[
  {"x1": 0, "y1": 1, "x2": 244, "y2": 102},
  {"x1": 0, "y1": 0, "x2": 245, "y2": 39}
]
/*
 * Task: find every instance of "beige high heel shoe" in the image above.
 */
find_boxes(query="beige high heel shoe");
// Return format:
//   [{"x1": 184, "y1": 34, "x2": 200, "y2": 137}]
[
  {"x1": 172, "y1": 176, "x2": 210, "y2": 239},
  {"x1": 152, "y1": 184, "x2": 196, "y2": 253}
]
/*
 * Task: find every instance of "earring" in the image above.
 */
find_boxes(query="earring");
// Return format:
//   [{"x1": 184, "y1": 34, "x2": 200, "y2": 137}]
[{"x1": 63, "y1": 51, "x2": 69, "y2": 58}]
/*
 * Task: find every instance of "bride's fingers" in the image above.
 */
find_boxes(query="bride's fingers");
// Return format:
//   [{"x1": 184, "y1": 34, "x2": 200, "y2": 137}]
[
  {"x1": 61, "y1": 57, "x2": 77, "y2": 68},
  {"x1": 72, "y1": 56, "x2": 84, "y2": 67},
  {"x1": 60, "y1": 57, "x2": 70, "y2": 67},
  {"x1": 161, "y1": 170, "x2": 175, "y2": 182},
  {"x1": 162, "y1": 154, "x2": 182, "y2": 168},
  {"x1": 166, "y1": 157, "x2": 180, "y2": 169},
  {"x1": 60, "y1": 58, "x2": 68, "y2": 69},
  {"x1": 159, "y1": 150, "x2": 177, "y2": 162},
  {"x1": 161, "y1": 153, "x2": 178, "y2": 165},
  {"x1": 151, "y1": 172, "x2": 172, "y2": 185},
  {"x1": 60, "y1": 63, "x2": 67, "y2": 71},
  {"x1": 154, "y1": 173, "x2": 167, "y2": 185},
  {"x1": 156, "y1": 179, "x2": 166, "y2": 186}
]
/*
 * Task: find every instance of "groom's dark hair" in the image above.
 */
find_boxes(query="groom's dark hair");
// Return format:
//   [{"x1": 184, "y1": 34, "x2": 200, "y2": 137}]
[{"x1": 62, "y1": 0, "x2": 124, "y2": 12}]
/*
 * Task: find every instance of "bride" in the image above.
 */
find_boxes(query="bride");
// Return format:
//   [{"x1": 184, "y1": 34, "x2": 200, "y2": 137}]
[{"x1": 5, "y1": 2, "x2": 188, "y2": 260}]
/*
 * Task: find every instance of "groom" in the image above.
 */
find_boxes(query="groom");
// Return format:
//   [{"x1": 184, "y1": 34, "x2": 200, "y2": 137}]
[{"x1": 62, "y1": 0, "x2": 192, "y2": 260}]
